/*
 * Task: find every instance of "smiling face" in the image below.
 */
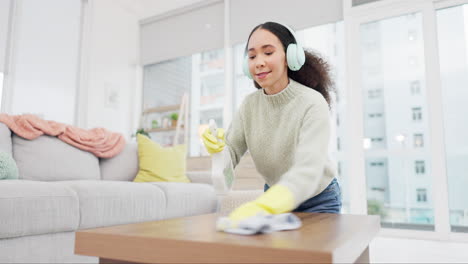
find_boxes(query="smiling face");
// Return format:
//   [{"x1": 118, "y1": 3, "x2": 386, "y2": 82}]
[{"x1": 247, "y1": 28, "x2": 289, "y2": 94}]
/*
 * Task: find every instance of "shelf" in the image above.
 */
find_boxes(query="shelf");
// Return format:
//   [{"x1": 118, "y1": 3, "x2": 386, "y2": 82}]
[
  {"x1": 143, "y1": 104, "x2": 181, "y2": 114},
  {"x1": 199, "y1": 104, "x2": 223, "y2": 112},
  {"x1": 145, "y1": 125, "x2": 184, "y2": 133}
]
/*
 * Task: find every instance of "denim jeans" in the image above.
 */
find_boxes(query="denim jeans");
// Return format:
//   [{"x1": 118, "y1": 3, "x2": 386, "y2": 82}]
[{"x1": 264, "y1": 178, "x2": 342, "y2": 214}]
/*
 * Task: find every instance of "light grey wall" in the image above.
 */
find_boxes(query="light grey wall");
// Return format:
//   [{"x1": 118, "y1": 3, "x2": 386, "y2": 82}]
[{"x1": 0, "y1": 0, "x2": 12, "y2": 72}]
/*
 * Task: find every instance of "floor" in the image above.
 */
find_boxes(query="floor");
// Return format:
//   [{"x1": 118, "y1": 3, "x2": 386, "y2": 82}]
[{"x1": 370, "y1": 236, "x2": 468, "y2": 263}]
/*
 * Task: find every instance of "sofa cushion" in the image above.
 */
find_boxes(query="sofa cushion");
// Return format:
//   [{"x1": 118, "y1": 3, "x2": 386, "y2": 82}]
[
  {"x1": 150, "y1": 182, "x2": 217, "y2": 219},
  {"x1": 0, "y1": 180, "x2": 80, "y2": 239},
  {"x1": 12, "y1": 135, "x2": 100, "y2": 181},
  {"x1": 100, "y1": 142, "x2": 138, "y2": 181},
  {"x1": 57, "y1": 180, "x2": 167, "y2": 229},
  {"x1": 0, "y1": 123, "x2": 12, "y2": 155},
  {"x1": 133, "y1": 134, "x2": 190, "y2": 183}
]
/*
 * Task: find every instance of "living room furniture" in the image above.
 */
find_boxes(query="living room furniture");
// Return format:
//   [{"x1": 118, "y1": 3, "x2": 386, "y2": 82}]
[
  {"x1": 75, "y1": 213, "x2": 380, "y2": 263},
  {"x1": 0, "y1": 123, "x2": 218, "y2": 263}
]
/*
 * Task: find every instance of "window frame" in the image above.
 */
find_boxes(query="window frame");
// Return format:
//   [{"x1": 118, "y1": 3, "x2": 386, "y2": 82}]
[{"x1": 343, "y1": 0, "x2": 468, "y2": 242}]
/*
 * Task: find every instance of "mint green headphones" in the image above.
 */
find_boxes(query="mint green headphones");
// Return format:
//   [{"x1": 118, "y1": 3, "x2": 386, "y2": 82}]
[{"x1": 243, "y1": 23, "x2": 305, "y2": 79}]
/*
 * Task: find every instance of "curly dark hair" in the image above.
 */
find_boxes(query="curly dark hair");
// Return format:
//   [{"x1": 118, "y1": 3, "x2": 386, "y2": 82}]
[{"x1": 245, "y1": 22, "x2": 335, "y2": 107}]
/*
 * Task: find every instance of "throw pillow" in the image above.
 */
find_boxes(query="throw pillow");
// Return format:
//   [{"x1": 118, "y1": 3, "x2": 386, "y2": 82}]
[
  {"x1": 0, "y1": 151, "x2": 19, "y2": 180},
  {"x1": 133, "y1": 134, "x2": 190, "y2": 183}
]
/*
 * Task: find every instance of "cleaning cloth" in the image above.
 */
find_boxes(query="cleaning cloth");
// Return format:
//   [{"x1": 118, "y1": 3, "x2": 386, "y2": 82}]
[{"x1": 216, "y1": 213, "x2": 302, "y2": 235}]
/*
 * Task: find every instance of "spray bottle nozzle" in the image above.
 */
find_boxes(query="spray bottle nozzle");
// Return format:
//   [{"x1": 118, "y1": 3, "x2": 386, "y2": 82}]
[{"x1": 208, "y1": 119, "x2": 218, "y2": 141}]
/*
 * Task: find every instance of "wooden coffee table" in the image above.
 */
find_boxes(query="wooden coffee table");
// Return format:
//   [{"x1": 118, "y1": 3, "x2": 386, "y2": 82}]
[{"x1": 75, "y1": 213, "x2": 380, "y2": 263}]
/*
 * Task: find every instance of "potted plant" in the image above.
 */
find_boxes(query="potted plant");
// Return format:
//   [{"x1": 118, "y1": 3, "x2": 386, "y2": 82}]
[
  {"x1": 170, "y1": 113, "x2": 179, "y2": 127},
  {"x1": 133, "y1": 128, "x2": 151, "y2": 139},
  {"x1": 151, "y1": 120, "x2": 159, "y2": 129}
]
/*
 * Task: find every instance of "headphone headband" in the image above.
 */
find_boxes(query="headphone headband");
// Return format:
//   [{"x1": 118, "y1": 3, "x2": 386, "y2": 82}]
[{"x1": 279, "y1": 23, "x2": 301, "y2": 48}]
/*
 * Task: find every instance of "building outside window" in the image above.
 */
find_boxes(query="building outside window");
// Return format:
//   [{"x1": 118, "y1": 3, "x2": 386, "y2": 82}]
[{"x1": 361, "y1": 12, "x2": 434, "y2": 230}]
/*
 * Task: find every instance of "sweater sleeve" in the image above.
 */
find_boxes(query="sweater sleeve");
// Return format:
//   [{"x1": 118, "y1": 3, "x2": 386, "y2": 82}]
[
  {"x1": 225, "y1": 106, "x2": 248, "y2": 169},
  {"x1": 278, "y1": 101, "x2": 331, "y2": 207}
]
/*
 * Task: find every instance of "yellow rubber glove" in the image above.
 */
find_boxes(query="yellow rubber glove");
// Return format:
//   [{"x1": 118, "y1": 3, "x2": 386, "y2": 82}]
[
  {"x1": 228, "y1": 184, "x2": 296, "y2": 223},
  {"x1": 202, "y1": 127, "x2": 225, "y2": 154}
]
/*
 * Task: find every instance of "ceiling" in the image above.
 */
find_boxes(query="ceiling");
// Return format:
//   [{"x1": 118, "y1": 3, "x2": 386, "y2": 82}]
[{"x1": 115, "y1": 0, "x2": 207, "y2": 20}]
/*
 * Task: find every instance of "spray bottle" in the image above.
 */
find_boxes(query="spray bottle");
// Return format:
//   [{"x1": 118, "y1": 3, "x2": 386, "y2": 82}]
[{"x1": 208, "y1": 119, "x2": 235, "y2": 211}]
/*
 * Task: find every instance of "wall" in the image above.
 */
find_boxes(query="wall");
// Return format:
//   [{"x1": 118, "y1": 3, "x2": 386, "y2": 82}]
[{"x1": 80, "y1": 0, "x2": 141, "y2": 138}]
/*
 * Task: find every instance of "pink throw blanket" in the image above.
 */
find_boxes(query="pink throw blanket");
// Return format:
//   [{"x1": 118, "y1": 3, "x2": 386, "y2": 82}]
[{"x1": 0, "y1": 114, "x2": 126, "y2": 158}]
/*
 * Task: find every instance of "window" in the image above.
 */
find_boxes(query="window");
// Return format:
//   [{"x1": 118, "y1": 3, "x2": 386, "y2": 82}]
[
  {"x1": 369, "y1": 113, "x2": 383, "y2": 118},
  {"x1": 8, "y1": 0, "x2": 82, "y2": 124},
  {"x1": 368, "y1": 89, "x2": 382, "y2": 99},
  {"x1": 417, "y1": 188, "x2": 427, "y2": 203},
  {"x1": 410, "y1": 80, "x2": 421, "y2": 95},
  {"x1": 0, "y1": 0, "x2": 10, "y2": 110},
  {"x1": 143, "y1": 56, "x2": 191, "y2": 147},
  {"x1": 142, "y1": 48, "x2": 225, "y2": 154},
  {"x1": 408, "y1": 30, "x2": 417, "y2": 41},
  {"x1": 408, "y1": 56, "x2": 418, "y2": 67},
  {"x1": 437, "y1": 4, "x2": 468, "y2": 232},
  {"x1": 415, "y1": 160, "x2": 425, "y2": 174},
  {"x1": 414, "y1": 133, "x2": 424, "y2": 148},
  {"x1": 371, "y1": 137, "x2": 384, "y2": 143},
  {"x1": 370, "y1": 161, "x2": 384, "y2": 167},
  {"x1": 361, "y1": 12, "x2": 434, "y2": 230},
  {"x1": 365, "y1": 158, "x2": 388, "y2": 214},
  {"x1": 412, "y1": 107, "x2": 422, "y2": 121}
]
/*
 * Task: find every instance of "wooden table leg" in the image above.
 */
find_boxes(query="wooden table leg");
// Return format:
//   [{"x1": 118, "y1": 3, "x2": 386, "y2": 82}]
[
  {"x1": 100, "y1": 257, "x2": 141, "y2": 264},
  {"x1": 355, "y1": 246, "x2": 370, "y2": 263}
]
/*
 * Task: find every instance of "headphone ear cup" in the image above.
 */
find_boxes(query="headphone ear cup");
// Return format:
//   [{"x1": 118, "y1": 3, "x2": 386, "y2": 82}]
[
  {"x1": 296, "y1": 44, "x2": 306, "y2": 67},
  {"x1": 286, "y1": 44, "x2": 300, "y2": 71},
  {"x1": 243, "y1": 56, "x2": 253, "y2": 79}
]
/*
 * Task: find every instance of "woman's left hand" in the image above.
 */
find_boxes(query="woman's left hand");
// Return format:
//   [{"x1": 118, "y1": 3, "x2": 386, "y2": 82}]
[{"x1": 222, "y1": 184, "x2": 296, "y2": 229}]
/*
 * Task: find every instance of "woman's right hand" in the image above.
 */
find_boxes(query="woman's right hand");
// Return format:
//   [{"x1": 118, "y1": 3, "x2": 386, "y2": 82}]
[{"x1": 202, "y1": 128, "x2": 225, "y2": 154}]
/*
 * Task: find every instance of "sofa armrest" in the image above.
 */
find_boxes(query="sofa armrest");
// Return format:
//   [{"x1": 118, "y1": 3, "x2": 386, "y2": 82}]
[{"x1": 186, "y1": 171, "x2": 212, "y2": 185}]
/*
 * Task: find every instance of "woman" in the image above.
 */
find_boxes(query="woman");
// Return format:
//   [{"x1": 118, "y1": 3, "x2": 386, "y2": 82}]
[{"x1": 202, "y1": 22, "x2": 341, "y2": 226}]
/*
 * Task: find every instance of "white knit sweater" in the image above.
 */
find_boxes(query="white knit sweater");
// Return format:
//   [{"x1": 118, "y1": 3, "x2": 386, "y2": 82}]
[{"x1": 225, "y1": 79, "x2": 336, "y2": 207}]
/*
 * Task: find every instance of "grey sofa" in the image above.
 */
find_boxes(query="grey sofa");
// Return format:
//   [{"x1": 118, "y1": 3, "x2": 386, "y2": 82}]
[{"x1": 0, "y1": 123, "x2": 218, "y2": 263}]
